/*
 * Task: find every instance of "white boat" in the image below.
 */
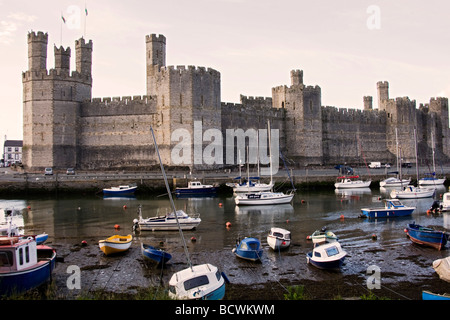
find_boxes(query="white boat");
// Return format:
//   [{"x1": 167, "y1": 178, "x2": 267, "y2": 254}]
[
  {"x1": 379, "y1": 177, "x2": 411, "y2": 187},
  {"x1": 334, "y1": 176, "x2": 371, "y2": 189},
  {"x1": 432, "y1": 256, "x2": 450, "y2": 283},
  {"x1": 390, "y1": 185, "x2": 435, "y2": 199},
  {"x1": 306, "y1": 241, "x2": 347, "y2": 270},
  {"x1": 168, "y1": 263, "x2": 226, "y2": 300},
  {"x1": 418, "y1": 132, "x2": 446, "y2": 186},
  {"x1": 133, "y1": 206, "x2": 201, "y2": 231},
  {"x1": 103, "y1": 184, "x2": 137, "y2": 195},
  {"x1": 440, "y1": 192, "x2": 450, "y2": 212},
  {"x1": 149, "y1": 126, "x2": 225, "y2": 300},
  {"x1": 235, "y1": 190, "x2": 294, "y2": 206},
  {"x1": 232, "y1": 180, "x2": 274, "y2": 193},
  {"x1": 307, "y1": 228, "x2": 338, "y2": 244},
  {"x1": 418, "y1": 175, "x2": 446, "y2": 186},
  {"x1": 267, "y1": 227, "x2": 291, "y2": 250}
]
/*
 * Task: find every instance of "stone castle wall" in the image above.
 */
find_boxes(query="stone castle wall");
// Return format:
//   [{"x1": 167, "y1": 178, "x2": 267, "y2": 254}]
[{"x1": 22, "y1": 31, "x2": 450, "y2": 172}]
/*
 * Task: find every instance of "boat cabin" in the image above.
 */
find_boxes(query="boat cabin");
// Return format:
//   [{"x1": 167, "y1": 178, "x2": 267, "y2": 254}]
[
  {"x1": 385, "y1": 199, "x2": 406, "y2": 208},
  {"x1": 0, "y1": 237, "x2": 38, "y2": 273},
  {"x1": 169, "y1": 263, "x2": 224, "y2": 299}
]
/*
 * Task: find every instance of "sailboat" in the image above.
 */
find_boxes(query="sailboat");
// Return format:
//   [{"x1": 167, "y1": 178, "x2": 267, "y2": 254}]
[
  {"x1": 228, "y1": 143, "x2": 274, "y2": 193},
  {"x1": 380, "y1": 128, "x2": 411, "y2": 187},
  {"x1": 149, "y1": 127, "x2": 225, "y2": 300},
  {"x1": 235, "y1": 121, "x2": 295, "y2": 206},
  {"x1": 418, "y1": 133, "x2": 446, "y2": 186},
  {"x1": 390, "y1": 129, "x2": 435, "y2": 199}
]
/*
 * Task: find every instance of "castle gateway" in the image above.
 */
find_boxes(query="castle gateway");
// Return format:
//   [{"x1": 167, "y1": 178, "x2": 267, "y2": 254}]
[{"x1": 22, "y1": 31, "x2": 450, "y2": 172}]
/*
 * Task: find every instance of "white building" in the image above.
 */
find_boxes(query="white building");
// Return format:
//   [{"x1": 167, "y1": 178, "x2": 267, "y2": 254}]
[{"x1": 3, "y1": 140, "x2": 23, "y2": 166}]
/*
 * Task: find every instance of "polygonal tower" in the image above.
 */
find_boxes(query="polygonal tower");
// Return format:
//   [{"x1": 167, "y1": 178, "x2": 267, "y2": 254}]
[{"x1": 22, "y1": 31, "x2": 93, "y2": 171}]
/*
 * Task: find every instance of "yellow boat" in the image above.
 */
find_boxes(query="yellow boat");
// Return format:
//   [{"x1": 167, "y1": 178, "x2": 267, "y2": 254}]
[{"x1": 99, "y1": 234, "x2": 133, "y2": 256}]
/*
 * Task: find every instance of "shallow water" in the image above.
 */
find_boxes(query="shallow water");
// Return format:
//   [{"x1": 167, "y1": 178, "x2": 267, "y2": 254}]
[{"x1": 1, "y1": 185, "x2": 449, "y2": 298}]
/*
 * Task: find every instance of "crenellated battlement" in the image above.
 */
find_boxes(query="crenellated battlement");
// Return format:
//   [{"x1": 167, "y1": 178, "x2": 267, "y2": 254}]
[
  {"x1": 27, "y1": 31, "x2": 48, "y2": 42},
  {"x1": 145, "y1": 33, "x2": 166, "y2": 43},
  {"x1": 156, "y1": 65, "x2": 221, "y2": 78},
  {"x1": 22, "y1": 69, "x2": 91, "y2": 82}
]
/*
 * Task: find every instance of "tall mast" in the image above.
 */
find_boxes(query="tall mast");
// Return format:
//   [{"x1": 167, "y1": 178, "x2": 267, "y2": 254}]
[{"x1": 150, "y1": 126, "x2": 192, "y2": 270}]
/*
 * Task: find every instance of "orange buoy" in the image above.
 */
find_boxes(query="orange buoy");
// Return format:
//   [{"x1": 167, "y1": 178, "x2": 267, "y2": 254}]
[
  {"x1": 372, "y1": 234, "x2": 377, "y2": 240},
  {"x1": 81, "y1": 240, "x2": 87, "y2": 246},
  {"x1": 123, "y1": 205, "x2": 127, "y2": 209},
  {"x1": 301, "y1": 199, "x2": 306, "y2": 204},
  {"x1": 27, "y1": 206, "x2": 31, "y2": 210},
  {"x1": 340, "y1": 214, "x2": 345, "y2": 220},
  {"x1": 218, "y1": 203, "x2": 223, "y2": 207},
  {"x1": 114, "y1": 224, "x2": 120, "y2": 230},
  {"x1": 226, "y1": 222, "x2": 232, "y2": 228},
  {"x1": 286, "y1": 219, "x2": 289, "y2": 224},
  {"x1": 191, "y1": 236, "x2": 197, "y2": 242}
]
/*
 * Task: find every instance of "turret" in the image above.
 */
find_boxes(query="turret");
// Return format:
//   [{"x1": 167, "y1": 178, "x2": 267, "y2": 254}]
[
  {"x1": 363, "y1": 96, "x2": 373, "y2": 110},
  {"x1": 377, "y1": 81, "x2": 389, "y2": 110},
  {"x1": 146, "y1": 34, "x2": 166, "y2": 67},
  {"x1": 290, "y1": 69, "x2": 303, "y2": 86},
  {"x1": 54, "y1": 45, "x2": 71, "y2": 73},
  {"x1": 27, "y1": 31, "x2": 48, "y2": 71},
  {"x1": 75, "y1": 37, "x2": 93, "y2": 75}
]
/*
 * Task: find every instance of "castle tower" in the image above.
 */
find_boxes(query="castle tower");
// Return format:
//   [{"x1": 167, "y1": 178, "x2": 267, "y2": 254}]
[
  {"x1": 23, "y1": 32, "x2": 93, "y2": 171},
  {"x1": 75, "y1": 38, "x2": 93, "y2": 75},
  {"x1": 429, "y1": 97, "x2": 450, "y2": 159},
  {"x1": 27, "y1": 31, "x2": 48, "y2": 71},
  {"x1": 290, "y1": 69, "x2": 303, "y2": 86},
  {"x1": 377, "y1": 81, "x2": 389, "y2": 110},
  {"x1": 272, "y1": 70, "x2": 323, "y2": 165},
  {"x1": 363, "y1": 96, "x2": 373, "y2": 110},
  {"x1": 146, "y1": 34, "x2": 166, "y2": 96},
  {"x1": 54, "y1": 46, "x2": 70, "y2": 73}
]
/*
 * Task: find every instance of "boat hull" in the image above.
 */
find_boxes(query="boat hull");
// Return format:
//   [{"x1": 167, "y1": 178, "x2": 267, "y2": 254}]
[
  {"x1": 233, "y1": 248, "x2": 263, "y2": 261},
  {"x1": 138, "y1": 219, "x2": 201, "y2": 231},
  {"x1": 418, "y1": 178, "x2": 446, "y2": 185},
  {"x1": 235, "y1": 193, "x2": 294, "y2": 206},
  {"x1": 141, "y1": 244, "x2": 172, "y2": 265},
  {"x1": 267, "y1": 236, "x2": 290, "y2": 250},
  {"x1": 99, "y1": 235, "x2": 132, "y2": 256},
  {"x1": 306, "y1": 252, "x2": 345, "y2": 270},
  {"x1": 360, "y1": 208, "x2": 414, "y2": 218},
  {"x1": 422, "y1": 290, "x2": 450, "y2": 300},
  {"x1": 0, "y1": 248, "x2": 56, "y2": 295},
  {"x1": 103, "y1": 186, "x2": 137, "y2": 195},
  {"x1": 406, "y1": 224, "x2": 448, "y2": 250},
  {"x1": 334, "y1": 181, "x2": 371, "y2": 189},
  {"x1": 175, "y1": 187, "x2": 217, "y2": 196}
]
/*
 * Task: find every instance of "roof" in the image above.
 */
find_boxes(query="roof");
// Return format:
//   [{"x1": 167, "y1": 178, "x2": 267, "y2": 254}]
[{"x1": 4, "y1": 140, "x2": 23, "y2": 147}]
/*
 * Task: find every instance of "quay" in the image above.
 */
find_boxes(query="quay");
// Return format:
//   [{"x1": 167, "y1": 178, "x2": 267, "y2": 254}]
[{"x1": 0, "y1": 166, "x2": 449, "y2": 194}]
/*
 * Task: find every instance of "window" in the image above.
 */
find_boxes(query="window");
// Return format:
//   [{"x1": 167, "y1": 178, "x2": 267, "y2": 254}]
[
  {"x1": 25, "y1": 246, "x2": 30, "y2": 263},
  {"x1": 314, "y1": 251, "x2": 321, "y2": 257},
  {"x1": 184, "y1": 275, "x2": 209, "y2": 291},
  {"x1": 0, "y1": 251, "x2": 13, "y2": 267},
  {"x1": 216, "y1": 270, "x2": 222, "y2": 281},
  {"x1": 19, "y1": 248, "x2": 23, "y2": 265},
  {"x1": 325, "y1": 246, "x2": 340, "y2": 257}
]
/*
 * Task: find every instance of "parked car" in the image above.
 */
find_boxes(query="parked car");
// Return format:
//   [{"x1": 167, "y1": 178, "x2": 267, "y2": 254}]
[
  {"x1": 44, "y1": 168, "x2": 53, "y2": 175},
  {"x1": 66, "y1": 168, "x2": 75, "y2": 175},
  {"x1": 368, "y1": 162, "x2": 381, "y2": 169}
]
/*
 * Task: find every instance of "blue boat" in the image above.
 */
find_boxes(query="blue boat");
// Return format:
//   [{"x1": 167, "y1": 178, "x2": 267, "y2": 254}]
[
  {"x1": 422, "y1": 290, "x2": 450, "y2": 300},
  {"x1": 35, "y1": 233, "x2": 48, "y2": 245},
  {"x1": 406, "y1": 223, "x2": 449, "y2": 250},
  {"x1": 360, "y1": 199, "x2": 416, "y2": 218},
  {"x1": 103, "y1": 184, "x2": 137, "y2": 195},
  {"x1": 306, "y1": 241, "x2": 347, "y2": 270},
  {"x1": 141, "y1": 243, "x2": 172, "y2": 265},
  {"x1": 0, "y1": 236, "x2": 56, "y2": 296},
  {"x1": 233, "y1": 237, "x2": 263, "y2": 262},
  {"x1": 175, "y1": 181, "x2": 217, "y2": 196}
]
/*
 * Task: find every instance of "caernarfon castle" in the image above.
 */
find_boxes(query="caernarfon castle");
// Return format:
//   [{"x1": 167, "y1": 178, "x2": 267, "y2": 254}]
[{"x1": 22, "y1": 31, "x2": 450, "y2": 172}]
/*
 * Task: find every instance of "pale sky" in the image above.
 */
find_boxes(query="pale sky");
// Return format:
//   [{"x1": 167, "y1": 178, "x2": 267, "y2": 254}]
[{"x1": 1, "y1": 0, "x2": 450, "y2": 141}]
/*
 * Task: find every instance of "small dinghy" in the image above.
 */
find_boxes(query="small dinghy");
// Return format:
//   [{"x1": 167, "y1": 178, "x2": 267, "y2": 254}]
[
  {"x1": 406, "y1": 223, "x2": 448, "y2": 250},
  {"x1": 306, "y1": 242, "x2": 347, "y2": 270},
  {"x1": 233, "y1": 237, "x2": 263, "y2": 262},
  {"x1": 99, "y1": 234, "x2": 132, "y2": 256},
  {"x1": 307, "y1": 227, "x2": 338, "y2": 244},
  {"x1": 267, "y1": 227, "x2": 291, "y2": 251},
  {"x1": 141, "y1": 243, "x2": 172, "y2": 265}
]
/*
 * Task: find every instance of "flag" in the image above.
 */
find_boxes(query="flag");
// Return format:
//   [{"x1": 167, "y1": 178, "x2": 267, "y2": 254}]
[
  {"x1": 61, "y1": 14, "x2": 66, "y2": 23},
  {"x1": 85, "y1": 6, "x2": 88, "y2": 16}
]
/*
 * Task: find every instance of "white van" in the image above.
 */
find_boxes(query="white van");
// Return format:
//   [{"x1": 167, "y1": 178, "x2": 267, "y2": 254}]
[{"x1": 368, "y1": 162, "x2": 381, "y2": 169}]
